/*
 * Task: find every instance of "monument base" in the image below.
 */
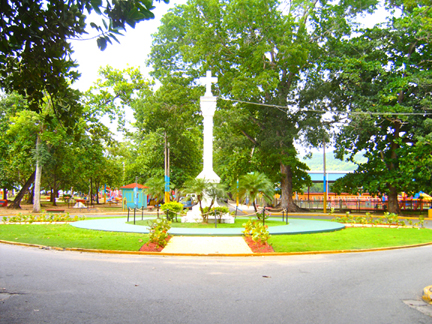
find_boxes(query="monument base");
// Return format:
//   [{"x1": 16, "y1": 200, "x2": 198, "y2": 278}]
[
  {"x1": 182, "y1": 203, "x2": 235, "y2": 224},
  {"x1": 196, "y1": 169, "x2": 221, "y2": 183}
]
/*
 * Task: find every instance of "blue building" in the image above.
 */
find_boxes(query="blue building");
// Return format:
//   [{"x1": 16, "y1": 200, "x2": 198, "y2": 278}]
[{"x1": 120, "y1": 183, "x2": 148, "y2": 209}]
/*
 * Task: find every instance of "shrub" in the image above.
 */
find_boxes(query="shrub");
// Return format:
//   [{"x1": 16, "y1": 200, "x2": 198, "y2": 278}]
[
  {"x1": 147, "y1": 218, "x2": 171, "y2": 248},
  {"x1": 160, "y1": 201, "x2": 183, "y2": 221},
  {"x1": 4, "y1": 212, "x2": 84, "y2": 224},
  {"x1": 332, "y1": 211, "x2": 424, "y2": 228}
]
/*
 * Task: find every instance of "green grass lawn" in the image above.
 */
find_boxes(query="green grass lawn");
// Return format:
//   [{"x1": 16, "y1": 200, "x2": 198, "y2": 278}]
[
  {"x1": 0, "y1": 224, "x2": 148, "y2": 251},
  {"x1": 270, "y1": 227, "x2": 432, "y2": 252},
  {"x1": 1, "y1": 224, "x2": 432, "y2": 253},
  {"x1": 127, "y1": 218, "x2": 286, "y2": 228}
]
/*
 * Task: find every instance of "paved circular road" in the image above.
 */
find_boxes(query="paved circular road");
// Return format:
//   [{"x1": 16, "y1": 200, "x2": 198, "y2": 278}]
[{"x1": 1, "y1": 243, "x2": 432, "y2": 323}]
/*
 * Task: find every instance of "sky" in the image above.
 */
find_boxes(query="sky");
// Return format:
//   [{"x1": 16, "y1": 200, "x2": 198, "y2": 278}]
[{"x1": 70, "y1": 0, "x2": 187, "y2": 93}]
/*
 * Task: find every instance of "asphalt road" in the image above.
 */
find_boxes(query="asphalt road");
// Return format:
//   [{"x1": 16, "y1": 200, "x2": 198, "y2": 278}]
[{"x1": 1, "y1": 244, "x2": 432, "y2": 323}]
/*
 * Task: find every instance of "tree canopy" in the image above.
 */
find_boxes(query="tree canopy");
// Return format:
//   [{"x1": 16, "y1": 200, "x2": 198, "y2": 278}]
[
  {"x1": 310, "y1": 0, "x2": 432, "y2": 213},
  {"x1": 148, "y1": 0, "x2": 379, "y2": 211},
  {"x1": 0, "y1": 0, "x2": 168, "y2": 116}
]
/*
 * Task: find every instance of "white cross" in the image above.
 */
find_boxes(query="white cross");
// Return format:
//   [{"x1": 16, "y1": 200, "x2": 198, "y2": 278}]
[{"x1": 200, "y1": 70, "x2": 217, "y2": 97}]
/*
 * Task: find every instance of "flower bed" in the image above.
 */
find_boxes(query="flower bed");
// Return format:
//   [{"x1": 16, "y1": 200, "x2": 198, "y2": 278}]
[
  {"x1": 139, "y1": 236, "x2": 172, "y2": 252},
  {"x1": 244, "y1": 236, "x2": 274, "y2": 253}
]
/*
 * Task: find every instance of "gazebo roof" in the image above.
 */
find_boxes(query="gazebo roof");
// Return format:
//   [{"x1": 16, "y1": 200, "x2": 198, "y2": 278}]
[{"x1": 120, "y1": 183, "x2": 148, "y2": 189}]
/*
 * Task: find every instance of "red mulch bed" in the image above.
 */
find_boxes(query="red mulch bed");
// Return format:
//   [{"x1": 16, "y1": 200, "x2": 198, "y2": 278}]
[
  {"x1": 244, "y1": 236, "x2": 274, "y2": 253},
  {"x1": 139, "y1": 236, "x2": 172, "y2": 252}
]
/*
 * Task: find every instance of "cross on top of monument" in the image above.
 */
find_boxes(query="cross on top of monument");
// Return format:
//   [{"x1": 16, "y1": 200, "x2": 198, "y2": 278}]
[{"x1": 200, "y1": 70, "x2": 217, "y2": 97}]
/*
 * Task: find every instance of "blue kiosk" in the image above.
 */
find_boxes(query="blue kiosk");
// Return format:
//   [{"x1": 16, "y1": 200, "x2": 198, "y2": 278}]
[{"x1": 120, "y1": 183, "x2": 148, "y2": 209}]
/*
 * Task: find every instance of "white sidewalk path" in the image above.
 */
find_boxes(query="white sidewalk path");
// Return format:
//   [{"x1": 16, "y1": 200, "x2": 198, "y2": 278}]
[{"x1": 162, "y1": 236, "x2": 253, "y2": 254}]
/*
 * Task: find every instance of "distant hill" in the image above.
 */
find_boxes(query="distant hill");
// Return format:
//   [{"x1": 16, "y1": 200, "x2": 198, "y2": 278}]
[{"x1": 301, "y1": 152, "x2": 366, "y2": 171}]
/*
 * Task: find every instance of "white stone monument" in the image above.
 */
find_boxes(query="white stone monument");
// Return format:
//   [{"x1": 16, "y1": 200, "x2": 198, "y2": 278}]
[
  {"x1": 182, "y1": 71, "x2": 234, "y2": 223},
  {"x1": 196, "y1": 71, "x2": 220, "y2": 183}
]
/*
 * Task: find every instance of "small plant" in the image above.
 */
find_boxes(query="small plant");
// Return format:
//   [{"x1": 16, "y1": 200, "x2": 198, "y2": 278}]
[
  {"x1": 147, "y1": 218, "x2": 171, "y2": 248},
  {"x1": 242, "y1": 218, "x2": 271, "y2": 244},
  {"x1": 242, "y1": 219, "x2": 255, "y2": 236},
  {"x1": 2, "y1": 216, "x2": 7, "y2": 224},
  {"x1": 256, "y1": 208, "x2": 270, "y2": 221},
  {"x1": 203, "y1": 206, "x2": 230, "y2": 223},
  {"x1": 418, "y1": 215, "x2": 425, "y2": 228},
  {"x1": 251, "y1": 222, "x2": 270, "y2": 244}
]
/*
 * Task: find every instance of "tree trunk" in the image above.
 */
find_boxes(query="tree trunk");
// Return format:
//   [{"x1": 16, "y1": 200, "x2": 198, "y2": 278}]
[
  {"x1": 90, "y1": 178, "x2": 93, "y2": 205},
  {"x1": 95, "y1": 181, "x2": 100, "y2": 204},
  {"x1": 50, "y1": 188, "x2": 57, "y2": 206},
  {"x1": 280, "y1": 163, "x2": 303, "y2": 212},
  {"x1": 387, "y1": 185, "x2": 400, "y2": 214},
  {"x1": 8, "y1": 172, "x2": 35, "y2": 209},
  {"x1": 26, "y1": 187, "x2": 34, "y2": 204},
  {"x1": 3, "y1": 187, "x2": 6, "y2": 200},
  {"x1": 32, "y1": 135, "x2": 42, "y2": 213},
  {"x1": 50, "y1": 174, "x2": 57, "y2": 206}
]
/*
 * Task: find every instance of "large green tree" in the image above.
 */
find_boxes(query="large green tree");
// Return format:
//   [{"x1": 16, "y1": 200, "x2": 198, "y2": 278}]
[
  {"x1": 0, "y1": 0, "x2": 168, "y2": 209},
  {"x1": 131, "y1": 76, "x2": 203, "y2": 187},
  {"x1": 0, "y1": 90, "x2": 124, "y2": 209},
  {"x1": 0, "y1": 0, "x2": 168, "y2": 114},
  {"x1": 148, "y1": 0, "x2": 378, "y2": 211},
  {"x1": 312, "y1": 0, "x2": 432, "y2": 213},
  {"x1": 0, "y1": 93, "x2": 29, "y2": 198}
]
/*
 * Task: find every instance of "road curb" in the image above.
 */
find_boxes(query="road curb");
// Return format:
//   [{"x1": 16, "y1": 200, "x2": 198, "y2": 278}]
[
  {"x1": 423, "y1": 285, "x2": 432, "y2": 304},
  {"x1": 1, "y1": 239, "x2": 432, "y2": 257}
]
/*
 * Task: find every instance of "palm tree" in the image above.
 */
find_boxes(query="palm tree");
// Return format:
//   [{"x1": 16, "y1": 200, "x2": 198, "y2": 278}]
[
  {"x1": 182, "y1": 178, "x2": 226, "y2": 222},
  {"x1": 237, "y1": 172, "x2": 274, "y2": 212},
  {"x1": 145, "y1": 177, "x2": 165, "y2": 218}
]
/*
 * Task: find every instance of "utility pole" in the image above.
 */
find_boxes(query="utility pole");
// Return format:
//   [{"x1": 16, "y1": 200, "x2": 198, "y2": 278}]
[
  {"x1": 134, "y1": 176, "x2": 138, "y2": 208},
  {"x1": 323, "y1": 137, "x2": 327, "y2": 213},
  {"x1": 164, "y1": 132, "x2": 170, "y2": 203}
]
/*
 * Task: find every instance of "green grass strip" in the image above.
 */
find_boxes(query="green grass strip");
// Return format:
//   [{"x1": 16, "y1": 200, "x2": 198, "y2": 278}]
[
  {"x1": 1, "y1": 224, "x2": 432, "y2": 253},
  {"x1": 270, "y1": 227, "x2": 432, "y2": 252},
  {"x1": 0, "y1": 224, "x2": 148, "y2": 251}
]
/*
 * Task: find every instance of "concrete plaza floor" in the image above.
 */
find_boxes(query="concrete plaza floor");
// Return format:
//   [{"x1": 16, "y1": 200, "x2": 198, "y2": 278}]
[{"x1": 70, "y1": 217, "x2": 346, "y2": 235}]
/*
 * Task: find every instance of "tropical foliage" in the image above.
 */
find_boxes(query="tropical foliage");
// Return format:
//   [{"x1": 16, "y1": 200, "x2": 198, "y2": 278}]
[{"x1": 237, "y1": 172, "x2": 275, "y2": 212}]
